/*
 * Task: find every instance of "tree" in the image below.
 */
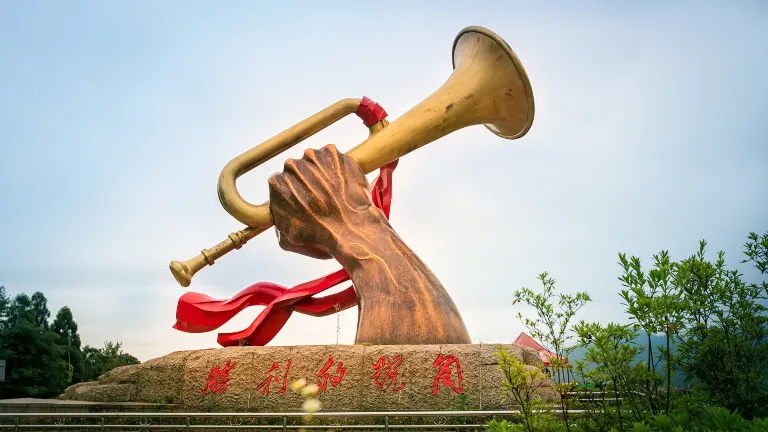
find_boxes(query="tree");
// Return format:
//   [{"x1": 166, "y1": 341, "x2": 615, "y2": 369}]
[
  {"x1": 0, "y1": 320, "x2": 68, "y2": 398},
  {"x1": 618, "y1": 250, "x2": 681, "y2": 414},
  {"x1": 52, "y1": 307, "x2": 82, "y2": 384},
  {"x1": 496, "y1": 346, "x2": 551, "y2": 432},
  {"x1": 80, "y1": 341, "x2": 140, "y2": 382},
  {"x1": 79, "y1": 346, "x2": 104, "y2": 383},
  {"x1": 672, "y1": 237, "x2": 768, "y2": 419},
  {"x1": 0, "y1": 291, "x2": 70, "y2": 398},
  {"x1": 30, "y1": 292, "x2": 50, "y2": 330},
  {"x1": 574, "y1": 321, "x2": 649, "y2": 432},
  {"x1": 0, "y1": 286, "x2": 10, "y2": 330},
  {"x1": 6, "y1": 293, "x2": 34, "y2": 328},
  {"x1": 0, "y1": 289, "x2": 142, "y2": 397},
  {"x1": 742, "y1": 231, "x2": 768, "y2": 277},
  {"x1": 513, "y1": 272, "x2": 591, "y2": 432},
  {"x1": 0, "y1": 291, "x2": 93, "y2": 397},
  {"x1": 100, "y1": 341, "x2": 139, "y2": 372}
]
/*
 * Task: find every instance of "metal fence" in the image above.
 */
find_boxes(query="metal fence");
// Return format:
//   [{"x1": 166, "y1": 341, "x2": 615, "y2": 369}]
[
  {"x1": 0, "y1": 391, "x2": 627, "y2": 431},
  {"x1": 0, "y1": 410, "x2": 525, "y2": 431}
]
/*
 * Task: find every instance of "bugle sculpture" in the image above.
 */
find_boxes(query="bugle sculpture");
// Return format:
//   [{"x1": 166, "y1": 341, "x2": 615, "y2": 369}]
[{"x1": 170, "y1": 26, "x2": 534, "y2": 289}]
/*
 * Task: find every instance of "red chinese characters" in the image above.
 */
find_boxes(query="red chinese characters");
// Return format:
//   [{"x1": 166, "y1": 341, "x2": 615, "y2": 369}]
[
  {"x1": 256, "y1": 360, "x2": 292, "y2": 395},
  {"x1": 201, "y1": 359, "x2": 236, "y2": 395},
  {"x1": 371, "y1": 355, "x2": 406, "y2": 392},
  {"x1": 317, "y1": 356, "x2": 346, "y2": 393},
  {"x1": 432, "y1": 354, "x2": 463, "y2": 396}
]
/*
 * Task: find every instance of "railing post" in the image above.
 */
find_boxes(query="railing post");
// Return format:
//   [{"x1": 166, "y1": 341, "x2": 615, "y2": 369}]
[
  {"x1": 282, "y1": 415, "x2": 287, "y2": 432},
  {"x1": 385, "y1": 415, "x2": 389, "y2": 432},
  {"x1": 186, "y1": 416, "x2": 191, "y2": 431},
  {"x1": 100, "y1": 416, "x2": 104, "y2": 431},
  {"x1": 13, "y1": 416, "x2": 18, "y2": 432}
]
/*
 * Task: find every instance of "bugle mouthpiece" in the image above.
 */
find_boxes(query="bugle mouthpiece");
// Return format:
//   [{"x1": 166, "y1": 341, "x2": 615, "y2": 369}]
[{"x1": 170, "y1": 260, "x2": 193, "y2": 287}]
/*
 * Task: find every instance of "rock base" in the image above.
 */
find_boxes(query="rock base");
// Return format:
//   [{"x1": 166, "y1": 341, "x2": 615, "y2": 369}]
[{"x1": 61, "y1": 344, "x2": 553, "y2": 412}]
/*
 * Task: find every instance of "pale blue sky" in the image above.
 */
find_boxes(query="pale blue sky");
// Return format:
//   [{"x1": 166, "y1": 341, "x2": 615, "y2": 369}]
[{"x1": 1, "y1": 1, "x2": 766, "y2": 361}]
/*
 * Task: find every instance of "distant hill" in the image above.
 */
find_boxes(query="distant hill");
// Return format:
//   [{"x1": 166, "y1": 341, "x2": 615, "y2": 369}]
[{"x1": 566, "y1": 331, "x2": 688, "y2": 388}]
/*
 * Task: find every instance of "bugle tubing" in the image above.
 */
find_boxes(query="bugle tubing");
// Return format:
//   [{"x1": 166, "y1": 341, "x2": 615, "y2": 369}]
[{"x1": 169, "y1": 26, "x2": 534, "y2": 287}]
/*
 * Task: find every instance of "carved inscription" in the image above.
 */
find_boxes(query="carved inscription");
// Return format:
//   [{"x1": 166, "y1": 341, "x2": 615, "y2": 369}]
[
  {"x1": 432, "y1": 354, "x2": 463, "y2": 396},
  {"x1": 370, "y1": 355, "x2": 406, "y2": 392},
  {"x1": 201, "y1": 359, "x2": 236, "y2": 395},
  {"x1": 256, "y1": 360, "x2": 292, "y2": 395},
  {"x1": 197, "y1": 353, "x2": 475, "y2": 398},
  {"x1": 316, "y1": 356, "x2": 346, "y2": 394}
]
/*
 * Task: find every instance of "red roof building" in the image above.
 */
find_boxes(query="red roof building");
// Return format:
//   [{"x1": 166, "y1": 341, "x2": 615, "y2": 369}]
[{"x1": 512, "y1": 332, "x2": 566, "y2": 367}]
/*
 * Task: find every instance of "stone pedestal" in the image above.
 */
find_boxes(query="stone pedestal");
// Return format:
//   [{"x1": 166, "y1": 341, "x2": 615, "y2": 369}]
[{"x1": 61, "y1": 344, "x2": 552, "y2": 412}]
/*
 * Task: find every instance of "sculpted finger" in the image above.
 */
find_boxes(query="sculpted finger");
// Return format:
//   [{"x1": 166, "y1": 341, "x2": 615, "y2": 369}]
[
  {"x1": 301, "y1": 147, "x2": 335, "y2": 187},
  {"x1": 315, "y1": 144, "x2": 343, "y2": 173},
  {"x1": 273, "y1": 214, "x2": 331, "y2": 258},
  {"x1": 319, "y1": 143, "x2": 340, "y2": 158},
  {"x1": 342, "y1": 152, "x2": 365, "y2": 174},
  {"x1": 268, "y1": 174, "x2": 299, "y2": 227},
  {"x1": 312, "y1": 144, "x2": 369, "y2": 208},
  {"x1": 282, "y1": 157, "x2": 302, "y2": 179},
  {"x1": 268, "y1": 173, "x2": 290, "y2": 204},
  {"x1": 316, "y1": 144, "x2": 367, "y2": 191},
  {"x1": 308, "y1": 145, "x2": 339, "y2": 178},
  {"x1": 283, "y1": 156, "x2": 323, "y2": 191},
  {"x1": 268, "y1": 201, "x2": 294, "y2": 241},
  {"x1": 277, "y1": 234, "x2": 333, "y2": 260},
  {"x1": 339, "y1": 156, "x2": 371, "y2": 202},
  {"x1": 267, "y1": 171, "x2": 281, "y2": 193},
  {"x1": 338, "y1": 151, "x2": 368, "y2": 188},
  {"x1": 287, "y1": 151, "x2": 330, "y2": 196},
  {"x1": 302, "y1": 147, "x2": 321, "y2": 165}
]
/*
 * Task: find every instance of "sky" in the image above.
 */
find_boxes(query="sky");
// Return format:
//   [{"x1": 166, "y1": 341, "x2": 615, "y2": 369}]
[{"x1": 1, "y1": 1, "x2": 766, "y2": 362}]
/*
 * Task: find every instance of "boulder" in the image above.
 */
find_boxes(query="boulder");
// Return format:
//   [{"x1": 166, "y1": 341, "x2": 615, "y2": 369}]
[{"x1": 61, "y1": 344, "x2": 555, "y2": 411}]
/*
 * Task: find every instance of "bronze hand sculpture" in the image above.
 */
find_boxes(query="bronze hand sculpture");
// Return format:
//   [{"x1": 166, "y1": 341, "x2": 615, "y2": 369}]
[
  {"x1": 171, "y1": 26, "x2": 534, "y2": 347},
  {"x1": 268, "y1": 144, "x2": 471, "y2": 345}
]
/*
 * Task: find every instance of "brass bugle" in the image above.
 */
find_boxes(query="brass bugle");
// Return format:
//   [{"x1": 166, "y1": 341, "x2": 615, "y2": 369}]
[{"x1": 169, "y1": 26, "x2": 535, "y2": 287}]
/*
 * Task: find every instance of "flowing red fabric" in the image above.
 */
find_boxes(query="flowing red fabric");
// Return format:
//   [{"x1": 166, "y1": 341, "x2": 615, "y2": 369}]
[
  {"x1": 172, "y1": 160, "x2": 397, "y2": 347},
  {"x1": 173, "y1": 97, "x2": 394, "y2": 347}
]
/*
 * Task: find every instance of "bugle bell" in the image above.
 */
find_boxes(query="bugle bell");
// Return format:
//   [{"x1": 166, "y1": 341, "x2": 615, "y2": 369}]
[{"x1": 169, "y1": 25, "x2": 535, "y2": 287}]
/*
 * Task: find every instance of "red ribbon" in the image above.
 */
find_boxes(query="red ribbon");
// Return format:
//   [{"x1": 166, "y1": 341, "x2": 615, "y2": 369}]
[{"x1": 173, "y1": 98, "x2": 393, "y2": 347}]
